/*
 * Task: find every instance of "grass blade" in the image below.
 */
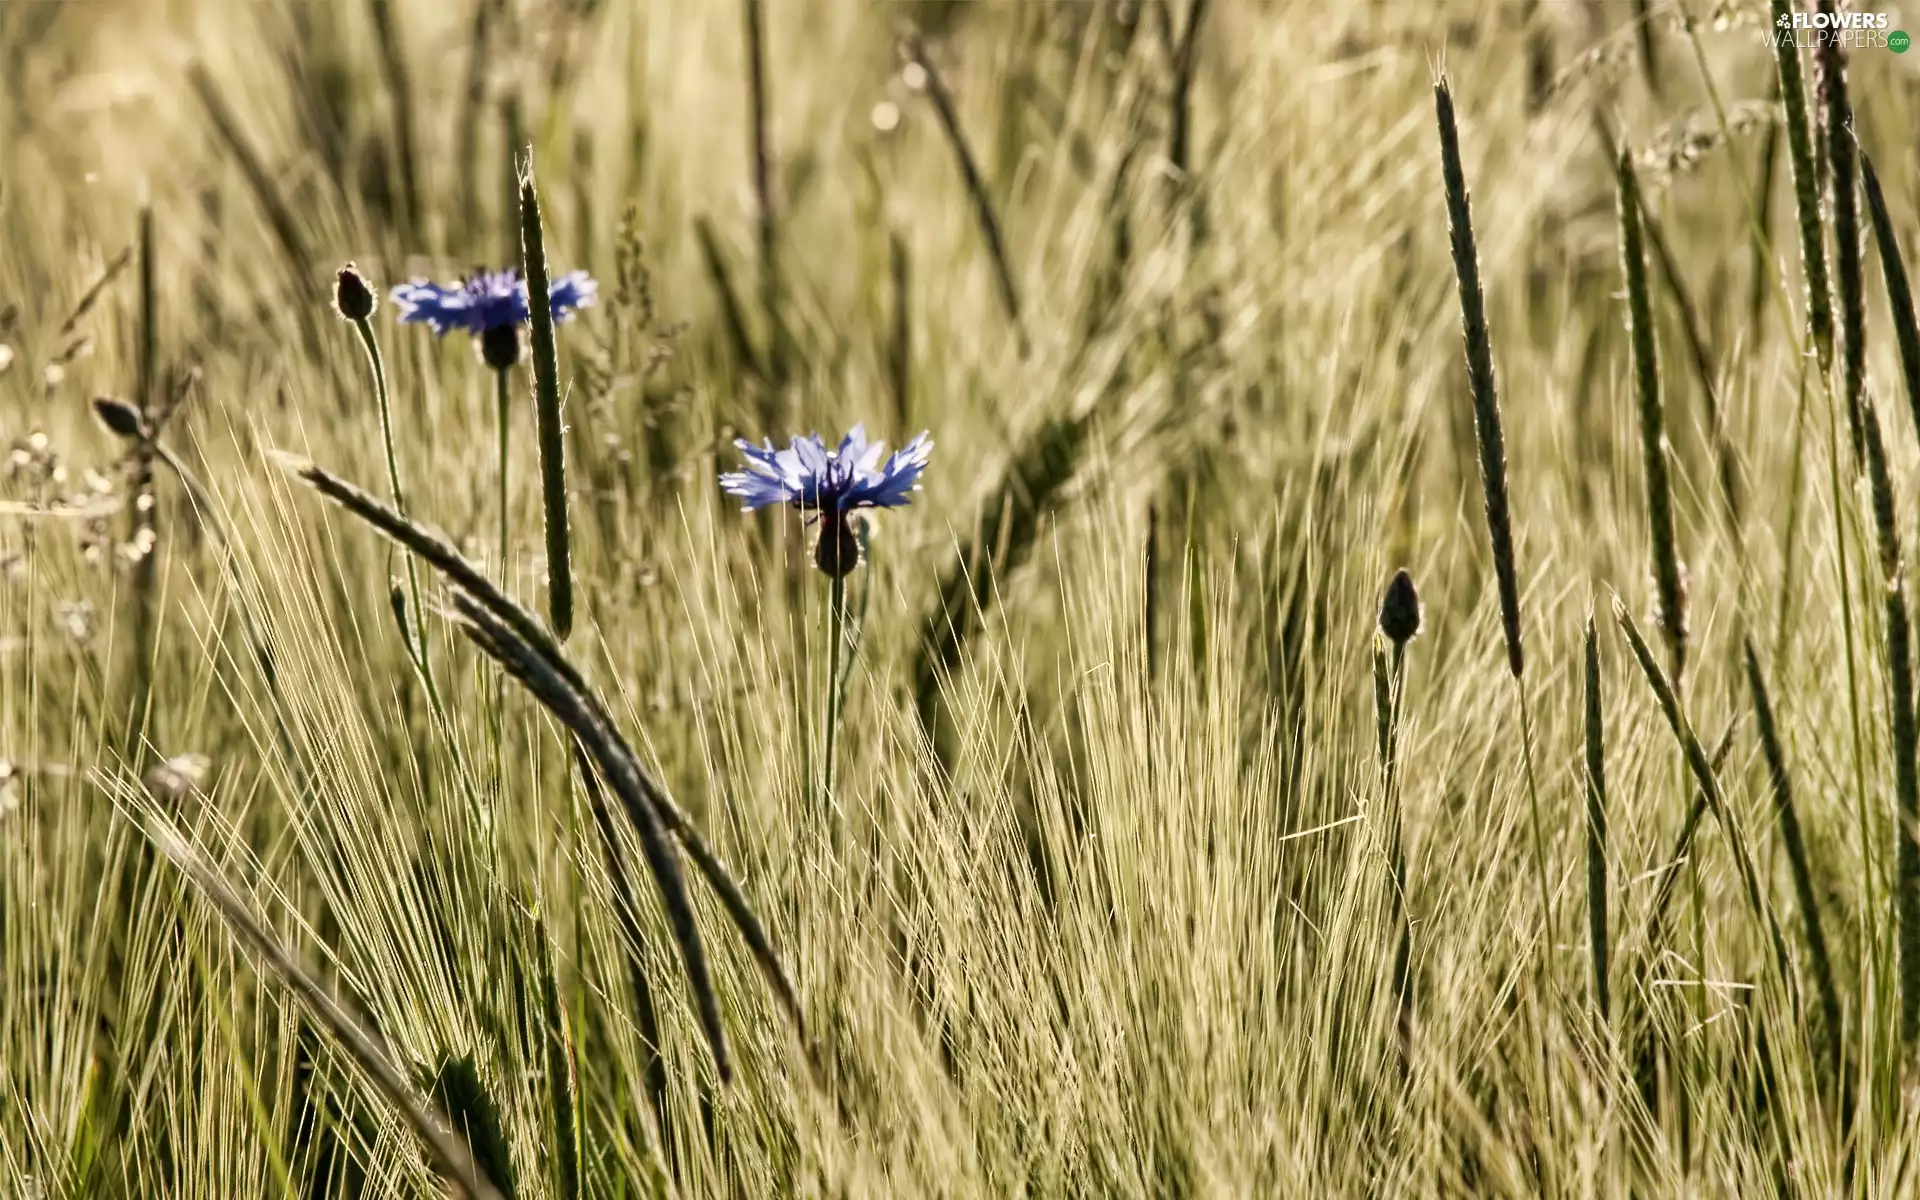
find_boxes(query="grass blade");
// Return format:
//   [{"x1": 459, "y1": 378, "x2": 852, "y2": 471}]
[
  {"x1": 1743, "y1": 638, "x2": 1842, "y2": 1085},
  {"x1": 1611, "y1": 596, "x2": 1795, "y2": 994}
]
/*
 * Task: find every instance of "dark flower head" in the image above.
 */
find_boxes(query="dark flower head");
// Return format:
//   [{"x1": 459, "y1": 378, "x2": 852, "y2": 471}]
[
  {"x1": 1378, "y1": 568, "x2": 1422, "y2": 645},
  {"x1": 92, "y1": 395, "x2": 146, "y2": 441},
  {"x1": 815, "y1": 512, "x2": 865, "y2": 579},
  {"x1": 389, "y1": 267, "x2": 596, "y2": 338},
  {"x1": 333, "y1": 262, "x2": 377, "y2": 321},
  {"x1": 720, "y1": 425, "x2": 933, "y2": 515}
]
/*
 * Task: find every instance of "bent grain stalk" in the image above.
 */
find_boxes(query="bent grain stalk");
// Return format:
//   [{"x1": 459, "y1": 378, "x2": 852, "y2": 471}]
[
  {"x1": 273, "y1": 455, "x2": 809, "y2": 1078},
  {"x1": 129, "y1": 812, "x2": 509, "y2": 1200}
]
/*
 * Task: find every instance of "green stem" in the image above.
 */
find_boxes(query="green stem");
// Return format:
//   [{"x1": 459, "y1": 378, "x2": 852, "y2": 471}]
[
  {"x1": 833, "y1": 523, "x2": 872, "y2": 715},
  {"x1": 823, "y1": 569, "x2": 847, "y2": 806},
  {"x1": 353, "y1": 316, "x2": 426, "y2": 672},
  {"x1": 494, "y1": 365, "x2": 512, "y2": 791},
  {"x1": 1515, "y1": 677, "x2": 1558, "y2": 1166},
  {"x1": 496, "y1": 367, "x2": 512, "y2": 580},
  {"x1": 350, "y1": 315, "x2": 480, "y2": 828}
]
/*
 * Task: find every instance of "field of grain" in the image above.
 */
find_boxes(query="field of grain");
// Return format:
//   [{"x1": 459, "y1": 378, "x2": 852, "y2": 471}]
[{"x1": 4, "y1": 0, "x2": 1920, "y2": 1195}]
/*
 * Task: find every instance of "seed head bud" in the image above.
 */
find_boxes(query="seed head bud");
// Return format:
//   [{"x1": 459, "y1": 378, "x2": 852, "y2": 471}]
[
  {"x1": 333, "y1": 262, "x2": 377, "y2": 321},
  {"x1": 92, "y1": 395, "x2": 147, "y2": 441},
  {"x1": 480, "y1": 323, "x2": 522, "y2": 370},
  {"x1": 1379, "y1": 568, "x2": 1422, "y2": 645},
  {"x1": 814, "y1": 512, "x2": 864, "y2": 579}
]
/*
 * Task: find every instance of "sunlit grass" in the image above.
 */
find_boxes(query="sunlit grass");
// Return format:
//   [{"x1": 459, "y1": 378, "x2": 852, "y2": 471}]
[{"x1": 5, "y1": 0, "x2": 1920, "y2": 1195}]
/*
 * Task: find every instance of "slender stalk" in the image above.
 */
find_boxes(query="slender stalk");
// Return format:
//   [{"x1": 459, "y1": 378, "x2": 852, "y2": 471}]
[
  {"x1": 1613, "y1": 597, "x2": 1796, "y2": 993},
  {"x1": 888, "y1": 228, "x2": 911, "y2": 429},
  {"x1": 351, "y1": 315, "x2": 428, "y2": 673},
  {"x1": 1632, "y1": 0, "x2": 1661, "y2": 97},
  {"x1": 457, "y1": 0, "x2": 497, "y2": 244},
  {"x1": 1373, "y1": 570, "x2": 1418, "y2": 1075},
  {"x1": 1749, "y1": 75, "x2": 1783, "y2": 341},
  {"x1": 742, "y1": 0, "x2": 783, "y2": 388},
  {"x1": 834, "y1": 522, "x2": 873, "y2": 717},
  {"x1": 493, "y1": 365, "x2": 512, "y2": 788},
  {"x1": 366, "y1": 0, "x2": 420, "y2": 237},
  {"x1": 823, "y1": 568, "x2": 847, "y2": 805},
  {"x1": 518, "y1": 158, "x2": 574, "y2": 640},
  {"x1": 1772, "y1": 366, "x2": 1810, "y2": 675},
  {"x1": 125, "y1": 205, "x2": 159, "y2": 768},
  {"x1": 906, "y1": 31, "x2": 1029, "y2": 355},
  {"x1": 494, "y1": 367, "x2": 511, "y2": 581},
  {"x1": 1517, "y1": 685, "x2": 1556, "y2": 963},
  {"x1": 538, "y1": 933, "x2": 582, "y2": 1200},
  {"x1": 347, "y1": 315, "x2": 476, "y2": 828}
]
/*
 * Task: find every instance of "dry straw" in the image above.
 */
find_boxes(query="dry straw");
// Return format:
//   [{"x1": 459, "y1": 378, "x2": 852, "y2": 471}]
[
  {"x1": 1743, "y1": 639, "x2": 1841, "y2": 1085},
  {"x1": 132, "y1": 813, "x2": 509, "y2": 1200},
  {"x1": 1612, "y1": 596, "x2": 1795, "y2": 994}
]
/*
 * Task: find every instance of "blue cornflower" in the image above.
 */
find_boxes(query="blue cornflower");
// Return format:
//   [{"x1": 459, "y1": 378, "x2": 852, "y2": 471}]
[
  {"x1": 390, "y1": 267, "x2": 596, "y2": 368},
  {"x1": 721, "y1": 425, "x2": 933, "y2": 575},
  {"x1": 722, "y1": 425, "x2": 932, "y2": 514}
]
